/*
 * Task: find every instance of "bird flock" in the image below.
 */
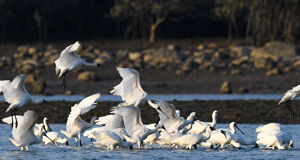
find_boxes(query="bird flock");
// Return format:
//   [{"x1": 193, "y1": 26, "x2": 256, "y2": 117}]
[{"x1": 0, "y1": 41, "x2": 296, "y2": 152}]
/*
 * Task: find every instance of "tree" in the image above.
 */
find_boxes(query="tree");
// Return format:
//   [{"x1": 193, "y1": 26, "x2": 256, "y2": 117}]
[{"x1": 110, "y1": 0, "x2": 198, "y2": 42}]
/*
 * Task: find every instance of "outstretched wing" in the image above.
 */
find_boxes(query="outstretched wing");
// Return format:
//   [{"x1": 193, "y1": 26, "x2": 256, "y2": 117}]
[
  {"x1": 2, "y1": 115, "x2": 23, "y2": 124},
  {"x1": 13, "y1": 110, "x2": 38, "y2": 140},
  {"x1": 148, "y1": 100, "x2": 180, "y2": 131},
  {"x1": 55, "y1": 41, "x2": 81, "y2": 72},
  {"x1": 66, "y1": 93, "x2": 101, "y2": 132},
  {"x1": 256, "y1": 123, "x2": 281, "y2": 133},
  {"x1": 110, "y1": 67, "x2": 146, "y2": 106},
  {"x1": 116, "y1": 106, "x2": 144, "y2": 136}
]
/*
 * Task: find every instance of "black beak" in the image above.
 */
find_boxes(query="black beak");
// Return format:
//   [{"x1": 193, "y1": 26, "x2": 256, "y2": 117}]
[
  {"x1": 161, "y1": 125, "x2": 166, "y2": 130},
  {"x1": 157, "y1": 106, "x2": 169, "y2": 119},
  {"x1": 217, "y1": 113, "x2": 226, "y2": 124},
  {"x1": 97, "y1": 64, "x2": 111, "y2": 73},
  {"x1": 130, "y1": 146, "x2": 133, "y2": 150},
  {"x1": 209, "y1": 126, "x2": 215, "y2": 131},
  {"x1": 220, "y1": 130, "x2": 227, "y2": 139},
  {"x1": 65, "y1": 141, "x2": 69, "y2": 146},
  {"x1": 195, "y1": 114, "x2": 201, "y2": 119},
  {"x1": 234, "y1": 124, "x2": 245, "y2": 135}
]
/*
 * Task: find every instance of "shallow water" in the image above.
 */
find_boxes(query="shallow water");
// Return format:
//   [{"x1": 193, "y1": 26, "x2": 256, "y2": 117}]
[
  {"x1": 1, "y1": 124, "x2": 299, "y2": 160},
  {"x1": 0, "y1": 94, "x2": 284, "y2": 102}
]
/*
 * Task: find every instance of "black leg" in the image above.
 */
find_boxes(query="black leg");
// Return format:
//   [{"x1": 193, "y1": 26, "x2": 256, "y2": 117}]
[
  {"x1": 10, "y1": 109, "x2": 14, "y2": 129},
  {"x1": 79, "y1": 139, "x2": 82, "y2": 147},
  {"x1": 215, "y1": 145, "x2": 221, "y2": 150},
  {"x1": 193, "y1": 145, "x2": 197, "y2": 149},
  {"x1": 14, "y1": 108, "x2": 18, "y2": 128},
  {"x1": 285, "y1": 100, "x2": 295, "y2": 118},
  {"x1": 61, "y1": 73, "x2": 67, "y2": 91}
]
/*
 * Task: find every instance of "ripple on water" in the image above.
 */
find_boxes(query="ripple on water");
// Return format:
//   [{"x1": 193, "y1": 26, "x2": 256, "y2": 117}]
[{"x1": 1, "y1": 124, "x2": 300, "y2": 160}]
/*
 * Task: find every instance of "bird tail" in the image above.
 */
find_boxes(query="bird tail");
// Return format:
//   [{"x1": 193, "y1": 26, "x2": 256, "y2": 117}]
[
  {"x1": 60, "y1": 130, "x2": 76, "y2": 138},
  {"x1": 9, "y1": 138, "x2": 21, "y2": 147}
]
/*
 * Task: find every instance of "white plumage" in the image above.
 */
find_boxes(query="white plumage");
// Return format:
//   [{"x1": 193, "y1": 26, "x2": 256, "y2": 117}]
[
  {"x1": 110, "y1": 67, "x2": 148, "y2": 107},
  {"x1": 90, "y1": 131, "x2": 133, "y2": 150},
  {"x1": 278, "y1": 85, "x2": 300, "y2": 118},
  {"x1": 256, "y1": 123, "x2": 293, "y2": 150},
  {"x1": 55, "y1": 41, "x2": 106, "y2": 91},
  {"x1": 9, "y1": 110, "x2": 43, "y2": 151},
  {"x1": 60, "y1": 93, "x2": 100, "y2": 146},
  {"x1": 0, "y1": 74, "x2": 44, "y2": 127},
  {"x1": 148, "y1": 100, "x2": 197, "y2": 133},
  {"x1": 116, "y1": 106, "x2": 162, "y2": 148},
  {"x1": 187, "y1": 110, "x2": 221, "y2": 134}
]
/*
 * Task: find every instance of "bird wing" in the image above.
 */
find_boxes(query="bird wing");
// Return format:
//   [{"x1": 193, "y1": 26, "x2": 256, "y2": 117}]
[
  {"x1": 95, "y1": 115, "x2": 115, "y2": 125},
  {"x1": 94, "y1": 131, "x2": 121, "y2": 144},
  {"x1": 110, "y1": 67, "x2": 146, "y2": 105},
  {"x1": 287, "y1": 85, "x2": 300, "y2": 94},
  {"x1": 10, "y1": 74, "x2": 26, "y2": 90},
  {"x1": 2, "y1": 115, "x2": 23, "y2": 124},
  {"x1": 0, "y1": 80, "x2": 10, "y2": 93},
  {"x1": 256, "y1": 123, "x2": 281, "y2": 133},
  {"x1": 13, "y1": 110, "x2": 38, "y2": 140},
  {"x1": 55, "y1": 41, "x2": 81, "y2": 71},
  {"x1": 59, "y1": 41, "x2": 80, "y2": 58},
  {"x1": 149, "y1": 100, "x2": 180, "y2": 131},
  {"x1": 117, "y1": 106, "x2": 144, "y2": 136},
  {"x1": 66, "y1": 93, "x2": 101, "y2": 132}
]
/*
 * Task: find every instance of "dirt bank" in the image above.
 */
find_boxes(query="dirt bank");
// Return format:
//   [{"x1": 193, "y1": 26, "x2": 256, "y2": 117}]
[{"x1": 1, "y1": 100, "x2": 298, "y2": 124}]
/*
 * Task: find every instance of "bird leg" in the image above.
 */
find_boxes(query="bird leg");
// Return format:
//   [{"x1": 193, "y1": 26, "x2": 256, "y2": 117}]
[
  {"x1": 193, "y1": 145, "x2": 197, "y2": 149},
  {"x1": 14, "y1": 108, "x2": 19, "y2": 128},
  {"x1": 10, "y1": 109, "x2": 15, "y2": 129},
  {"x1": 61, "y1": 72, "x2": 68, "y2": 91},
  {"x1": 285, "y1": 100, "x2": 295, "y2": 118},
  {"x1": 215, "y1": 145, "x2": 221, "y2": 150},
  {"x1": 79, "y1": 139, "x2": 83, "y2": 147}
]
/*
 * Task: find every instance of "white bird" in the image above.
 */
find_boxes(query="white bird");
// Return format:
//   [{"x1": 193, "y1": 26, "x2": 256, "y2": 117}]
[
  {"x1": 110, "y1": 67, "x2": 148, "y2": 107},
  {"x1": 116, "y1": 106, "x2": 162, "y2": 148},
  {"x1": 9, "y1": 110, "x2": 47, "y2": 151},
  {"x1": 0, "y1": 74, "x2": 45, "y2": 128},
  {"x1": 187, "y1": 110, "x2": 225, "y2": 134},
  {"x1": 278, "y1": 85, "x2": 300, "y2": 118},
  {"x1": 207, "y1": 130, "x2": 240, "y2": 149},
  {"x1": 171, "y1": 126, "x2": 216, "y2": 150},
  {"x1": 89, "y1": 131, "x2": 133, "y2": 150},
  {"x1": 256, "y1": 123, "x2": 293, "y2": 150},
  {"x1": 143, "y1": 123, "x2": 161, "y2": 147},
  {"x1": 60, "y1": 93, "x2": 100, "y2": 146},
  {"x1": 148, "y1": 100, "x2": 198, "y2": 133},
  {"x1": 43, "y1": 132, "x2": 69, "y2": 146},
  {"x1": 217, "y1": 122, "x2": 244, "y2": 135},
  {"x1": 55, "y1": 41, "x2": 109, "y2": 91}
]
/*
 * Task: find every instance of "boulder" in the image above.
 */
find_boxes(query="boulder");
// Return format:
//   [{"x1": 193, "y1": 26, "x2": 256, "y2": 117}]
[
  {"x1": 28, "y1": 47, "x2": 38, "y2": 54},
  {"x1": 129, "y1": 52, "x2": 141, "y2": 61},
  {"x1": 77, "y1": 71, "x2": 97, "y2": 81},
  {"x1": 266, "y1": 68, "x2": 282, "y2": 77},
  {"x1": 230, "y1": 46, "x2": 252, "y2": 57},
  {"x1": 220, "y1": 81, "x2": 232, "y2": 94},
  {"x1": 18, "y1": 64, "x2": 35, "y2": 74},
  {"x1": 167, "y1": 44, "x2": 181, "y2": 51},
  {"x1": 197, "y1": 44, "x2": 205, "y2": 50},
  {"x1": 207, "y1": 43, "x2": 218, "y2": 49},
  {"x1": 254, "y1": 58, "x2": 276, "y2": 69},
  {"x1": 230, "y1": 56, "x2": 249, "y2": 67},
  {"x1": 213, "y1": 51, "x2": 229, "y2": 60},
  {"x1": 237, "y1": 87, "x2": 249, "y2": 93},
  {"x1": 116, "y1": 50, "x2": 129, "y2": 59},
  {"x1": 31, "y1": 78, "x2": 46, "y2": 94}
]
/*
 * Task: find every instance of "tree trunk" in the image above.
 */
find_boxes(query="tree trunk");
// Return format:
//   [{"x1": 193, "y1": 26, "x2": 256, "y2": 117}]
[{"x1": 148, "y1": 16, "x2": 166, "y2": 43}]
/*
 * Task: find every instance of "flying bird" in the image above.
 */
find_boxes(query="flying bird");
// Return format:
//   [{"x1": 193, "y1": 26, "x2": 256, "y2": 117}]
[
  {"x1": 55, "y1": 41, "x2": 109, "y2": 91},
  {"x1": 0, "y1": 74, "x2": 46, "y2": 128}
]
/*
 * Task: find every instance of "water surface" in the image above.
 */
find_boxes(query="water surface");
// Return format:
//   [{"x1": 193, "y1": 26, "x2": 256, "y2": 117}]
[
  {"x1": 0, "y1": 94, "x2": 284, "y2": 102},
  {"x1": 0, "y1": 124, "x2": 299, "y2": 160}
]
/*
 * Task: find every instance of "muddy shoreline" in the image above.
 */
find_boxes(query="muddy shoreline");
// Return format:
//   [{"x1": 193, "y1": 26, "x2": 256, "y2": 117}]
[{"x1": 1, "y1": 100, "x2": 299, "y2": 124}]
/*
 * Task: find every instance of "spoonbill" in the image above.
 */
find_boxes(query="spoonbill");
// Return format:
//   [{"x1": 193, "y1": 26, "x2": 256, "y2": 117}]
[
  {"x1": 148, "y1": 100, "x2": 199, "y2": 133},
  {"x1": 110, "y1": 68, "x2": 167, "y2": 116},
  {"x1": 55, "y1": 41, "x2": 109, "y2": 91},
  {"x1": 278, "y1": 85, "x2": 300, "y2": 118},
  {"x1": 0, "y1": 74, "x2": 46, "y2": 128},
  {"x1": 116, "y1": 106, "x2": 162, "y2": 148},
  {"x1": 171, "y1": 127, "x2": 218, "y2": 150},
  {"x1": 9, "y1": 110, "x2": 53, "y2": 151},
  {"x1": 89, "y1": 131, "x2": 133, "y2": 150},
  {"x1": 187, "y1": 110, "x2": 225, "y2": 134},
  {"x1": 256, "y1": 123, "x2": 293, "y2": 150},
  {"x1": 60, "y1": 93, "x2": 100, "y2": 146}
]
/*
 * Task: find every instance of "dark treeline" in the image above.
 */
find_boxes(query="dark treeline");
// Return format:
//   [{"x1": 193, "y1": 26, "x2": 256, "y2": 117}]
[{"x1": 1, "y1": 0, "x2": 300, "y2": 45}]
